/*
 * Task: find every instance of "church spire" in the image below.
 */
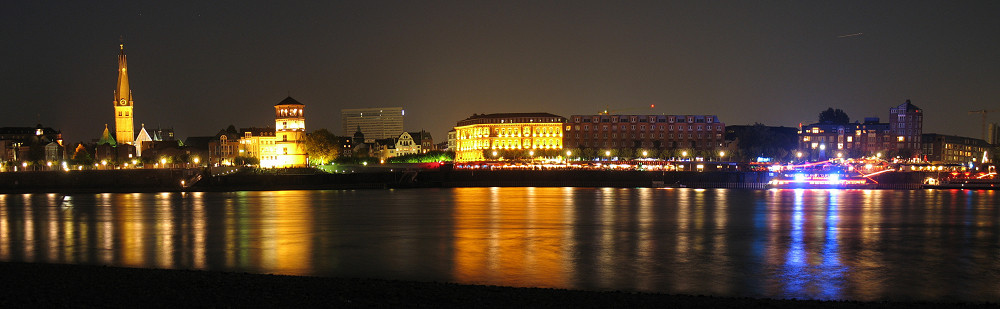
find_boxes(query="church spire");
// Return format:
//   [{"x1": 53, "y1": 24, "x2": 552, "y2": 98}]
[
  {"x1": 115, "y1": 41, "x2": 131, "y2": 106},
  {"x1": 113, "y1": 40, "x2": 135, "y2": 145}
]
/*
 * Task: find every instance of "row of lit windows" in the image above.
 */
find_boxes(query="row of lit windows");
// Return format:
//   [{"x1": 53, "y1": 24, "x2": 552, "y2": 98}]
[
  {"x1": 278, "y1": 121, "x2": 305, "y2": 131},
  {"x1": 572, "y1": 116, "x2": 716, "y2": 124},
  {"x1": 573, "y1": 133, "x2": 722, "y2": 140},
  {"x1": 458, "y1": 126, "x2": 562, "y2": 139},
  {"x1": 574, "y1": 141, "x2": 715, "y2": 148},
  {"x1": 574, "y1": 124, "x2": 722, "y2": 132},
  {"x1": 277, "y1": 108, "x2": 303, "y2": 118},
  {"x1": 458, "y1": 138, "x2": 562, "y2": 150},
  {"x1": 459, "y1": 118, "x2": 563, "y2": 126}
]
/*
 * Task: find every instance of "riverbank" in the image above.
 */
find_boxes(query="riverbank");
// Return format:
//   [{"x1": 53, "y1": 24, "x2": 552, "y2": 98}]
[
  {"x1": 0, "y1": 168, "x2": 934, "y2": 194},
  {"x1": 0, "y1": 262, "x2": 991, "y2": 308}
]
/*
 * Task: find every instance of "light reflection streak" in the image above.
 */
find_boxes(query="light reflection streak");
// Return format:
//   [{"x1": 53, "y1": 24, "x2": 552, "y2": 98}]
[
  {"x1": 192, "y1": 192, "x2": 206, "y2": 269},
  {"x1": 156, "y1": 193, "x2": 173, "y2": 268},
  {"x1": 47, "y1": 194, "x2": 58, "y2": 263},
  {"x1": 452, "y1": 188, "x2": 568, "y2": 288},
  {"x1": 0, "y1": 194, "x2": 7, "y2": 260},
  {"x1": 24, "y1": 194, "x2": 34, "y2": 261},
  {"x1": 674, "y1": 188, "x2": 691, "y2": 291},
  {"x1": 636, "y1": 188, "x2": 653, "y2": 290},
  {"x1": 711, "y1": 189, "x2": 730, "y2": 295},
  {"x1": 597, "y1": 187, "x2": 615, "y2": 287},
  {"x1": 783, "y1": 189, "x2": 806, "y2": 296},
  {"x1": 99, "y1": 194, "x2": 113, "y2": 264}
]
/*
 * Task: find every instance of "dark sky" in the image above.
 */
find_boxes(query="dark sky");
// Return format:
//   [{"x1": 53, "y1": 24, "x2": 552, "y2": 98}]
[{"x1": 3, "y1": 1, "x2": 999, "y2": 143}]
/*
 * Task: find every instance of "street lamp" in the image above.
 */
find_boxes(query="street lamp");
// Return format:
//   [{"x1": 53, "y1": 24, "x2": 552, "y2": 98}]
[
  {"x1": 642, "y1": 151, "x2": 648, "y2": 157},
  {"x1": 719, "y1": 151, "x2": 725, "y2": 161}
]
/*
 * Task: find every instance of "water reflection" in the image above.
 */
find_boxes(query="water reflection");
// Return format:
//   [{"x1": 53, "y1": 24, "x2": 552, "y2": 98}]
[{"x1": 0, "y1": 188, "x2": 997, "y2": 302}]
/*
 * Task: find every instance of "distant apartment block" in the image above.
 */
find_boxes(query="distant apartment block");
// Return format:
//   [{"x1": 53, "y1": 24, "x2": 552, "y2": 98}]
[
  {"x1": 890, "y1": 100, "x2": 923, "y2": 153},
  {"x1": 921, "y1": 134, "x2": 991, "y2": 164},
  {"x1": 799, "y1": 117, "x2": 894, "y2": 159},
  {"x1": 564, "y1": 114, "x2": 725, "y2": 150},
  {"x1": 799, "y1": 100, "x2": 925, "y2": 160},
  {"x1": 341, "y1": 107, "x2": 404, "y2": 140}
]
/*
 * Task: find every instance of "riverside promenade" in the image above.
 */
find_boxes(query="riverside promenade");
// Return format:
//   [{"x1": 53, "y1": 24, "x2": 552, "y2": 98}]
[{"x1": 0, "y1": 167, "x2": 931, "y2": 193}]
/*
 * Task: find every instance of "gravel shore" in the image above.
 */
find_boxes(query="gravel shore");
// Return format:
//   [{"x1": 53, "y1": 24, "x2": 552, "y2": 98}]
[{"x1": 0, "y1": 262, "x2": 993, "y2": 308}]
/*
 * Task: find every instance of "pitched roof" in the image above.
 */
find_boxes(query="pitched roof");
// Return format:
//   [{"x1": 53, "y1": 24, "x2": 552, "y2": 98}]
[
  {"x1": 408, "y1": 130, "x2": 432, "y2": 143},
  {"x1": 97, "y1": 125, "x2": 117, "y2": 147},
  {"x1": 896, "y1": 99, "x2": 921, "y2": 112},
  {"x1": 135, "y1": 125, "x2": 152, "y2": 143},
  {"x1": 275, "y1": 96, "x2": 304, "y2": 106}
]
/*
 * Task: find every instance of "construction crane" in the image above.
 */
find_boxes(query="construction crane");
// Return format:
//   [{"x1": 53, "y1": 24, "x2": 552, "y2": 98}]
[
  {"x1": 969, "y1": 110, "x2": 996, "y2": 140},
  {"x1": 600, "y1": 104, "x2": 656, "y2": 115}
]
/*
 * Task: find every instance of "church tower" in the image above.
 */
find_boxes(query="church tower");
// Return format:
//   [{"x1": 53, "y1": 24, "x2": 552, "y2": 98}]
[{"x1": 114, "y1": 41, "x2": 135, "y2": 145}]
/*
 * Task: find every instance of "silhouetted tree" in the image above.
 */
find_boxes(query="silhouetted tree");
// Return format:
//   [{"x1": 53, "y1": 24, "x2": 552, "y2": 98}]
[{"x1": 819, "y1": 108, "x2": 850, "y2": 124}]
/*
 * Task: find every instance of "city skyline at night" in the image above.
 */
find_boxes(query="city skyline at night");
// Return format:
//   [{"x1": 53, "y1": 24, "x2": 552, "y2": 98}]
[{"x1": 3, "y1": 1, "x2": 998, "y2": 143}]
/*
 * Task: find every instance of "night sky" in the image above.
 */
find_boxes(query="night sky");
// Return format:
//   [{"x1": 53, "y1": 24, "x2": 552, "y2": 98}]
[{"x1": 3, "y1": 1, "x2": 998, "y2": 143}]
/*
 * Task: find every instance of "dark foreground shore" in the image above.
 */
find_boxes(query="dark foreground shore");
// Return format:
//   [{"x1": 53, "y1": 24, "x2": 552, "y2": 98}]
[{"x1": 0, "y1": 262, "x2": 993, "y2": 308}]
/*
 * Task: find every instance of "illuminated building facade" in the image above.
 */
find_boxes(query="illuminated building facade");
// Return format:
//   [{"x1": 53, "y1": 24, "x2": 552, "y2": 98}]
[
  {"x1": 921, "y1": 134, "x2": 991, "y2": 164},
  {"x1": 799, "y1": 101, "x2": 925, "y2": 160},
  {"x1": 239, "y1": 128, "x2": 277, "y2": 167},
  {"x1": 274, "y1": 97, "x2": 308, "y2": 167},
  {"x1": 799, "y1": 118, "x2": 894, "y2": 159},
  {"x1": 341, "y1": 107, "x2": 404, "y2": 140},
  {"x1": 565, "y1": 114, "x2": 725, "y2": 150},
  {"x1": 114, "y1": 42, "x2": 135, "y2": 145},
  {"x1": 890, "y1": 100, "x2": 923, "y2": 155},
  {"x1": 447, "y1": 129, "x2": 457, "y2": 151},
  {"x1": 454, "y1": 113, "x2": 566, "y2": 162}
]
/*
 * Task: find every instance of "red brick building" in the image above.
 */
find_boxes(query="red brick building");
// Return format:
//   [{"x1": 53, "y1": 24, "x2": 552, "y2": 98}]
[{"x1": 565, "y1": 114, "x2": 725, "y2": 151}]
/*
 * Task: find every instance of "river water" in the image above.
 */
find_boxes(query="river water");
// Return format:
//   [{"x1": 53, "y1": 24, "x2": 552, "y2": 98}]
[{"x1": 0, "y1": 188, "x2": 997, "y2": 302}]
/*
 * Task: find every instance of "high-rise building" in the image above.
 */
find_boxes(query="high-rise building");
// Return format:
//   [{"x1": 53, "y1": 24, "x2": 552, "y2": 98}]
[
  {"x1": 274, "y1": 97, "x2": 307, "y2": 167},
  {"x1": 889, "y1": 100, "x2": 923, "y2": 155},
  {"x1": 341, "y1": 107, "x2": 404, "y2": 140},
  {"x1": 114, "y1": 41, "x2": 135, "y2": 145}
]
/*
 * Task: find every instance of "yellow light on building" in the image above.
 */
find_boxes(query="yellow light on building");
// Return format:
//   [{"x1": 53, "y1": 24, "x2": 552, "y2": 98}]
[{"x1": 453, "y1": 113, "x2": 565, "y2": 162}]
